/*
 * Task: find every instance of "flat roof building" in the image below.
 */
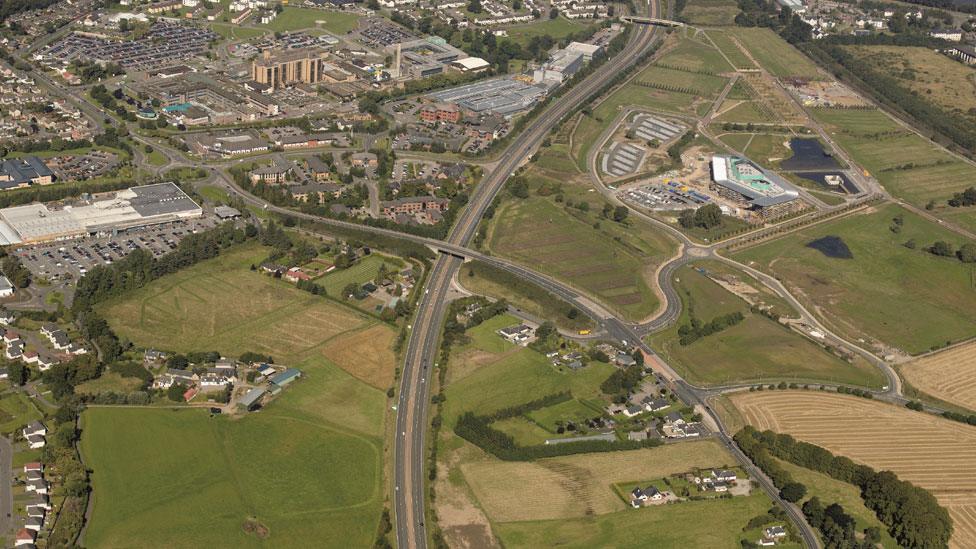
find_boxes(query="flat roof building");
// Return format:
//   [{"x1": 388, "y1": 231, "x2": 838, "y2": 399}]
[
  {"x1": 0, "y1": 183, "x2": 202, "y2": 245},
  {"x1": 0, "y1": 157, "x2": 54, "y2": 190},
  {"x1": 710, "y1": 155, "x2": 800, "y2": 217},
  {"x1": 252, "y1": 48, "x2": 327, "y2": 90}
]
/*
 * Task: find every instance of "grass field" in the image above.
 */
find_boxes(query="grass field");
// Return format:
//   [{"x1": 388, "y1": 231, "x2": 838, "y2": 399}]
[
  {"x1": 713, "y1": 100, "x2": 777, "y2": 125},
  {"x1": 648, "y1": 265, "x2": 884, "y2": 387},
  {"x1": 706, "y1": 30, "x2": 756, "y2": 69},
  {"x1": 843, "y1": 46, "x2": 976, "y2": 116},
  {"x1": 734, "y1": 28, "x2": 821, "y2": 79},
  {"x1": 811, "y1": 107, "x2": 976, "y2": 229},
  {"x1": 260, "y1": 7, "x2": 360, "y2": 34},
  {"x1": 442, "y1": 339, "x2": 614, "y2": 425},
  {"x1": 98, "y1": 243, "x2": 380, "y2": 363},
  {"x1": 901, "y1": 342, "x2": 976, "y2": 413},
  {"x1": 729, "y1": 391, "x2": 976, "y2": 548},
  {"x1": 146, "y1": 150, "x2": 167, "y2": 167},
  {"x1": 734, "y1": 204, "x2": 976, "y2": 354},
  {"x1": 681, "y1": 0, "x2": 741, "y2": 26},
  {"x1": 198, "y1": 185, "x2": 230, "y2": 204},
  {"x1": 74, "y1": 372, "x2": 143, "y2": 396},
  {"x1": 82, "y1": 390, "x2": 384, "y2": 548},
  {"x1": 460, "y1": 440, "x2": 737, "y2": 521},
  {"x1": 488, "y1": 196, "x2": 674, "y2": 320},
  {"x1": 494, "y1": 493, "x2": 796, "y2": 548},
  {"x1": 504, "y1": 17, "x2": 591, "y2": 47},
  {"x1": 773, "y1": 458, "x2": 898, "y2": 548}
]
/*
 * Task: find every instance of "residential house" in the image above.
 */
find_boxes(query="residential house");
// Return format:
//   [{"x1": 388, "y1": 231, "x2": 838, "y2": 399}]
[
  {"x1": 37, "y1": 355, "x2": 57, "y2": 371},
  {"x1": 23, "y1": 462, "x2": 43, "y2": 474},
  {"x1": 642, "y1": 397, "x2": 670, "y2": 413},
  {"x1": 24, "y1": 516, "x2": 43, "y2": 532},
  {"x1": 0, "y1": 309, "x2": 15, "y2": 324},
  {"x1": 153, "y1": 368, "x2": 198, "y2": 389},
  {"x1": 713, "y1": 469, "x2": 737, "y2": 483},
  {"x1": 23, "y1": 421, "x2": 46, "y2": 438},
  {"x1": 15, "y1": 528, "x2": 35, "y2": 547},
  {"x1": 498, "y1": 324, "x2": 532, "y2": 342},
  {"x1": 615, "y1": 352, "x2": 637, "y2": 367},
  {"x1": 26, "y1": 436, "x2": 46, "y2": 450},
  {"x1": 25, "y1": 479, "x2": 48, "y2": 494},
  {"x1": 67, "y1": 342, "x2": 88, "y2": 355},
  {"x1": 283, "y1": 267, "x2": 312, "y2": 283},
  {"x1": 25, "y1": 505, "x2": 45, "y2": 519},
  {"x1": 764, "y1": 526, "x2": 787, "y2": 538},
  {"x1": 3, "y1": 331, "x2": 21, "y2": 344},
  {"x1": 350, "y1": 152, "x2": 378, "y2": 169},
  {"x1": 622, "y1": 405, "x2": 644, "y2": 418},
  {"x1": 5, "y1": 341, "x2": 23, "y2": 360},
  {"x1": 144, "y1": 349, "x2": 167, "y2": 363},
  {"x1": 25, "y1": 470, "x2": 43, "y2": 482},
  {"x1": 199, "y1": 368, "x2": 235, "y2": 388}
]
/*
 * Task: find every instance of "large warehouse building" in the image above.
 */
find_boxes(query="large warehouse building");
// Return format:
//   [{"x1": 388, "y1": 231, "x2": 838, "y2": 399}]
[
  {"x1": 0, "y1": 182, "x2": 203, "y2": 245},
  {"x1": 710, "y1": 155, "x2": 800, "y2": 217}
]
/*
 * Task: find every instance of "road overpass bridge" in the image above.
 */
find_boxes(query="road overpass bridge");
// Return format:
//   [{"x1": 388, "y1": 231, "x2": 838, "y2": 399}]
[{"x1": 621, "y1": 15, "x2": 685, "y2": 27}]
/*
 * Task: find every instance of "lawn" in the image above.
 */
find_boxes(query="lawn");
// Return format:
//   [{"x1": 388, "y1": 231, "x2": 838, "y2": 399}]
[
  {"x1": 734, "y1": 27, "x2": 822, "y2": 79},
  {"x1": 488, "y1": 196, "x2": 673, "y2": 320},
  {"x1": 0, "y1": 393, "x2": 42, "y2": 434},
  {"x1": 146, "y1": 149, "x2": 167, "y2": 166},
  {"x1": 682, "y1": 0, "x2": 741, "y2": 26},
  {"x1": 74, "y1": 372, "x2": 143, "y2": 396},
  {"x1": 810, "y1": 107, "x2": 976, "y2": 229},
  {"x1": 261, "y1": 7, "x2": 361, "y2": 34},
  {"x1": 648, "y1": 265, "x2": 884, "y2": 387},
  {"x1": 713, "y1": 100, "x2": 777, "y2": 124},
  {"x1": 734, "y1": 203, "x2": 976, "y2": 354},
  {"x1": 317, "y1": 253, "x2": 403, "y2": 296},
  {"x1": 98, "y1": 243, "x2": 378, "y2": 363},
  {"x1": 81, "y1": 385, "x2": 384, "y2": 548},
  {"x1": 197, "y1": 185, "x2": 231, "y2": 204}
]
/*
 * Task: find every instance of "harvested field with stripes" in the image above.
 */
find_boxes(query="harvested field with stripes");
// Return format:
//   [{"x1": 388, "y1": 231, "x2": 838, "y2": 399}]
[
  {"x1": 729, "y1": 391, "x2": 976, "y2": 548},
  {"x1": 901, "y1": 342, "x2": 976, "y2": 413}
]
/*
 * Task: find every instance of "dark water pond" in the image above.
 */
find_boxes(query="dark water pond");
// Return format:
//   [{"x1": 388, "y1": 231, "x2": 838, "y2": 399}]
[
  {"x1": 807, "y1": 236, "x2": 853, "y2": 259},
  {"x1": 781, "y1": 138, "x2": 840, "y2": 171}
]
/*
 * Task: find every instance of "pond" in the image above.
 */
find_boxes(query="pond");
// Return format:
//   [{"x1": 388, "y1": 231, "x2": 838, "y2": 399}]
[{"x1": 780, "y1": 138, "x2": 840, "y2": 171}]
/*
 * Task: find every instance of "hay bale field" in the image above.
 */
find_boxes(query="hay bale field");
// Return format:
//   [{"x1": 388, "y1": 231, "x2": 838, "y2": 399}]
[
  {"x1": 902, "y1": 342, "x2": 976, "y2": 412},
  {"x1": 729, "y1": 391, "x2": 976, "y2": 548},
  {"x1": 99, "y1": 243, "x2": 371, "y2": 362},
  {"x1": 460, "y1": 440, "x2": 735, "y2": 522}
]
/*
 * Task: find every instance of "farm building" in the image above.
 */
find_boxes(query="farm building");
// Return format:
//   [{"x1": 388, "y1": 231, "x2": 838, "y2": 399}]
[
  {"x1": 269, "y1": 368, "x2": 302, "y2": 388},
  {"x1": 240, "y1": 387, "x2": 266, "y2": 411}
]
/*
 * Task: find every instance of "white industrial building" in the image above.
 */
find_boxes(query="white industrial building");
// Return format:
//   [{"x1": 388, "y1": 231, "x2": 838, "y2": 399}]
[{"x1": 0, "y1": 183, "x2": 203, "y2": 245}]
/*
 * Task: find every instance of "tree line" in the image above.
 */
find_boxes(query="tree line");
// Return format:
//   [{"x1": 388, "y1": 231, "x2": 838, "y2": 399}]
[
  {"x1": 678, "y1": 311, "x2": 744, "y2": 345},
  {"x1": 735, "y1": 426, "x2": 953, "y2": 548}
]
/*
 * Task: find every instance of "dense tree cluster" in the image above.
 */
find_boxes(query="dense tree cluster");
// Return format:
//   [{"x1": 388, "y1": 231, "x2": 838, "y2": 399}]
[
  {"x1": 600, "y1": 364, "x2": 643, "y2": 396},
  {"x1": 948, "y1": 187, "x2": 976, "y2": 208},
  {"x1": 0, "y1": 0, "x2": 59, "y2": 22},
  {"x1": 678, "y1": 203, "x2": 725, "y2": 230},
  {"x1": 0, "y1": 251, "x2": 31, "y2": 288},
  {"x1": 735, "y1": 426, "x2": 953, "y2": 549}
]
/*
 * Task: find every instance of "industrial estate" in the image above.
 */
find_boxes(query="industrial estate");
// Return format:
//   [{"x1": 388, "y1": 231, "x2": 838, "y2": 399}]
[{"x1": 0, "y1": 0, "x2": 974, "y2": 547}]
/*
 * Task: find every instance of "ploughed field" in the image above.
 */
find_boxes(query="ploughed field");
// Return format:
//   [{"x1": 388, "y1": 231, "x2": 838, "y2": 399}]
[{"x1": 729, "y1": 391, "x2": 976, "y2": 548}]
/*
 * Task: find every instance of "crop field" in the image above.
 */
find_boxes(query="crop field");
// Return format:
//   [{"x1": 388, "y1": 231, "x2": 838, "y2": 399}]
[
  {"x1": 681, "y1": 0, "x2": 741, "y2": 26},
  {"x1": 729, "y1": 391, "x2": 976, "y2": 548},
  {"x1": 317, "y1": 323, "x2": 396, "y2": 389},
  {"x1": 649, "y1": 265, "x2": 884, "y2": 387},
  {"x1": 261, "y1": 7, "x2": 361, "y2": 34},
  {"x1": 99, "y1": 243, "x2": 377, "y2": 362},
  {"x1": 488, "y1": 196, "x2": 674, "y2": 320},
  {"x1": 842, "y1": 46, "x2": 976, "y2": 115},
  {"x1": 901, "y1": 342, "x2": 976, "y2": 412},
  {"x1": 706, "y1": 30, "x2": 756, "y2": 69},
  {"x1": 82, "y1": 398, "x2": 384, "y2": 548},
  {"x1": 734, "y1": 28, "x2": 821, "y2": 79},
  {"x1": 493, "y1": 494, "x2": 796, "y2": 548},
  {"x1": 734, "y1": 204, "x2": 976, "y2": 354},
  {"x1": 811, "y1": 107, "x2": 976, "y2": 222},
  {"x1": 460, "y1": 440, "x2": 735, "y2": 521}
]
